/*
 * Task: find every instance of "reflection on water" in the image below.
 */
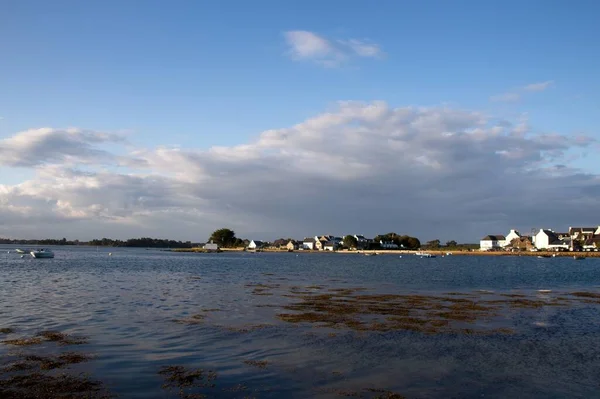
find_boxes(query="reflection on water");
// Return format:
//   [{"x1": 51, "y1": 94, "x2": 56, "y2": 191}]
[{"x1": 1, "y1": 246, "x2": 600, "y2": 398}]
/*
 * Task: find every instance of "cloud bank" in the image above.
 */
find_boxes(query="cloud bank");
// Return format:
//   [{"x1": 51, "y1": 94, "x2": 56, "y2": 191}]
[{"x1": 0, "y1": 102, "x2": 598, "y2": 242}]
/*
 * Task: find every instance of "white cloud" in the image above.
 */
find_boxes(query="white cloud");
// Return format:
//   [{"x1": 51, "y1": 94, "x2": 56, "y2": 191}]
[
  {"x1": 490, "y1": 80, "x2": 555, "y2": 102},
  {"x1": 523, "y1": 80, "x2": 554, "y2": 92},
  {"x1": 283, "y1": 31, "x2": 383, "y2": 67},
  {"x1": 0, "y1": 102, "x2": 597, "y2": 242}
]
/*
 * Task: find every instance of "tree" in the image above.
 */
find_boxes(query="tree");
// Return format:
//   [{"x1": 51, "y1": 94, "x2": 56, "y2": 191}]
[
  {"x1": 405, "y1": 237, "x2": 420, "y2": 249},
  {"x1": 425, "y1": 239, "x2": 441, "y2": 249},
  {"x1": 343, "y1": 235, "x2": 358, "y2": 249},
  {"x1": 445, "y1": 240, "x2": 458, "y2": 248},
  {"x1": 208, "y1": 228, "x2": 237, "y2": 248}
]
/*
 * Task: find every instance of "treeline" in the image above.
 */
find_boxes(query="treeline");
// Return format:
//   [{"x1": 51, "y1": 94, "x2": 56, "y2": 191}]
[
  {"x1": 421, "y1": 239, "x2": 478, "y2": 250},
  {"x1": 88, "y1": 237, "x2": 194, "y2": 248},
  {"x1": 0, "y1": 237, "x2": 195, "y2": 248},
  {"x1": 372, "y1": 233, "x2": 421, "y2": 250}
]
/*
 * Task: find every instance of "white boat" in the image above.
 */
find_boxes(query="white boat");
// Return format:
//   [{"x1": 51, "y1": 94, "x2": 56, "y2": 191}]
[
  {"x1": 415, "y1": 251, "x2": 436, "y2": 258},
  {"x1": 30, "y1": 249, "x2": 54, "y2": 258}
]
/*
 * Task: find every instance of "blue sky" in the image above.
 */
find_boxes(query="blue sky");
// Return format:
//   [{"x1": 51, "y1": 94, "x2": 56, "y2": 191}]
[
  {"x1": 2, "y1": 1, "x2": 598, "y2": 143},
  {"x1": 0, "y1": 1, "x2": 599, "y2": 241}
]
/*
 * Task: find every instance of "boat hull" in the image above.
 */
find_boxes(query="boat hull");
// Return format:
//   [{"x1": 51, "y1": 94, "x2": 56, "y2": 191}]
[{"x1": 30, "y1": 251, "x2": 54, "y2": 259}]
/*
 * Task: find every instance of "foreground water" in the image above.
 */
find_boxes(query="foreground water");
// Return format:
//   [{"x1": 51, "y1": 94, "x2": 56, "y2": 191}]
[{"x1": 1, "y1": 246, "x2": 600, "y2": 398}]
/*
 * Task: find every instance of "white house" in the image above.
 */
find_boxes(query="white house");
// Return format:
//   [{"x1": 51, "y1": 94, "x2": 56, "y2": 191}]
[
  {"x1": 302, "y1": 238, "x2": 315, "y2": 250},
  {"x1": 380, "y1": 240, "x2": 399, "y2": 249},
  {"x1": 534, "y1": 229, "x2": 570, "y2": 250},
  {"x1": 323, "y1": 241, "x2": 339, "y2": 251},
  {"x1": 480, "y1": 235, "x2": 506, "y2": 250},
  {"x1": 504, "y1": 229, "x2": 521, "y2": 247},
  {"x1": 248, "y1": 240, "x2": 264, "y2": 250},
  {"x1": 204, "y1": 241, "x2": 219, "y2": 251}
]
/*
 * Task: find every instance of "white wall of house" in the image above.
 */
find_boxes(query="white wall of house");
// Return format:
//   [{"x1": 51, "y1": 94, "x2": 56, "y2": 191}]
[
  {"x1": 534, "y1": 230, "x2": 551, "y2": 249},
  {"x1": 303, "y1": 241, "x2": 314, "y2": 250},
  {"x1": 504, "y1": 230, "x2": 521, "y2": 246},
  {"x1": 248, "y1": 240, "x2": 263, "y2": 249},
  {"x1": 480, "y1": 240, "x2": 498, "y2": 250},
  {"x1": 204, "y1": 243, "x2": 219, "y2": 251}
]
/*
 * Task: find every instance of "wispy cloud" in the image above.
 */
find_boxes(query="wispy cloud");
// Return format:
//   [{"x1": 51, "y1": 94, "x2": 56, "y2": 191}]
[
  {"x1": 490, "y1": 92, "x2": 521, "y2": 103},
  {"x1": 490, "y1": 80, "x2": 555, "y2": 102},
  {"x1": 283, "y1": 31, "x2": 383, "y2": 67},
  {"x1": 523, "y1": 80, "x2": 554, "y2": 92}
]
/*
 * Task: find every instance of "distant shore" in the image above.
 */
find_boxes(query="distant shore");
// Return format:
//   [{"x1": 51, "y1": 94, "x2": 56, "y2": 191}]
[{"x1": 171, "y1": 247, "x2": 600, "y2": 257}]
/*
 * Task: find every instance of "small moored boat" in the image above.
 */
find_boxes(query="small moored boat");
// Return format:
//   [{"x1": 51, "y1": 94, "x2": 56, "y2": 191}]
[
  {"x1": 30, "y1": 249, "x2": 55, "y2": 259},
  {"x1": 415, "y1": 252, "x2": 436, "y2": 258},
  {"x1": 573, "y1": 256, "x2": 585, "y2": 260}
]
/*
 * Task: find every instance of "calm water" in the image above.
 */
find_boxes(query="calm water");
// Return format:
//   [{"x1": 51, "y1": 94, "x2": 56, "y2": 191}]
[{"x1": 1, "y1": 245, "x2": 600, "y2": 398}]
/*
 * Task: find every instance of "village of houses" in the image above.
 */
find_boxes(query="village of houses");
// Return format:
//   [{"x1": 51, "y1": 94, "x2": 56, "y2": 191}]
[
  {"x1": 481, "y1": 227, "x2": 600, "y2": 252},
  {"x1": 202, "y1": 228, "x2": 600, "y2": 254},
  {"x1": 244, "y1": 235, "x2": 400, "y2": 251}
]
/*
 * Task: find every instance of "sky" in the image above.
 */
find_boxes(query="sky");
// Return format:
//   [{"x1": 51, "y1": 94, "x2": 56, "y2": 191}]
[{"x1": 1, "y1": 0, "x2": 599, "y2": 242}]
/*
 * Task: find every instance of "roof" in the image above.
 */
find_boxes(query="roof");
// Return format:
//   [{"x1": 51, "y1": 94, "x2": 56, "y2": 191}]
[
  {"x1": 303, "y1": 237, "x2": 315, "y2": 243},
  {"x1": 251, "y1": 240, "x2": 264, "y2": 245},
  {"x1": 569, "y1": 227, "x2": 597, "y2": 233},
  {"x1": 481, "y1": 235, "x2": 506, "y2": 241},
  {"x1": 354, "y1": 235, "x2": 366, "y2": 240},
  {"x1": 324, "y1": 241, "x2": 336, "y2": 246}
]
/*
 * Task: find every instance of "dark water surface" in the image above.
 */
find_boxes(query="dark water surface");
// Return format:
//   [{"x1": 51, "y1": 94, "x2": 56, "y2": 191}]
[{"x1": 1, "y1": 246, "x2": 600, "y2": 398}]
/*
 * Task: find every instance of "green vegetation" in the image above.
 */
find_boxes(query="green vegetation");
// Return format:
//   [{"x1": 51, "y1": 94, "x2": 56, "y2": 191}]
[
  {"x1": 208, "y1": 228, "x2": 245, "y2": 248},
  {"x1": 343, "y1": 235, "x2": 358, "y2": 249},
  {"x1": 372, "y1": 233, "x2": 421, "y2": 249},
  {"x1": 0, "y1": 236, "x2": 195, "y2": 248}
]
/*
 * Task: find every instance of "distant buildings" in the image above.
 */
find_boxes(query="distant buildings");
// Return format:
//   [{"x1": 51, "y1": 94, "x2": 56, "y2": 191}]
[
  {"x1": 480, "y1": 226, "x2": 600, "y2": 252},
  {"x1": 204, "y1": 241, "x2": 219, "y2": 252}
]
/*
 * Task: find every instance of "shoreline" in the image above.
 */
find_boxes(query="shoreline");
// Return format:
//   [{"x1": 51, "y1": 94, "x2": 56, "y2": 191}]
[{"x1": 172, "y1": 247, "x2": 600, "y2": 257}]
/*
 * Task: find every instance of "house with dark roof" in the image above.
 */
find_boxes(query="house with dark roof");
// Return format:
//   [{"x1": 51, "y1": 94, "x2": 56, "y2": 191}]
[
  {"x1": 479, "y1": 235, "x2": 506, "y2": 250},
  {"x1": 504, "y1": 229, "x2": 521, "y2": 245},
  {"x1": 534, "y1": 229, "x2": 570, "y2": 250},
  {"x1": 248, "y1": 240, "x2": 265, "y2": 250},
  {"x1": 568, "y1": 227, "x2": 598, "y2": 240},
  {"x1": 302, "y1": 237, "x2": 316, "y2": 250}
]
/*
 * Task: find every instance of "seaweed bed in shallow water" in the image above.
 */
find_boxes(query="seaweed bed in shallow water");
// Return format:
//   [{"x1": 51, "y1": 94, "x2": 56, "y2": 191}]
[
  {"x1": 261, "y1": 284, "x2": 600, "y2": 335},
  {"x1": 0, "y1": 331, "x2": 110, "y2": 399}
]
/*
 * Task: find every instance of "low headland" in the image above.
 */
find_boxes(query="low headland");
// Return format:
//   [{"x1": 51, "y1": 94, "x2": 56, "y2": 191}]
[{"x1": 171, "y1": 247, "x2": 600, "y2": 257}]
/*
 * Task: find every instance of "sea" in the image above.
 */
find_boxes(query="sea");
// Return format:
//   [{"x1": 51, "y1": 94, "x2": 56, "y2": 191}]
[{"x1": 1, "y1": 245, "x2": 600, "y2": 398}]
